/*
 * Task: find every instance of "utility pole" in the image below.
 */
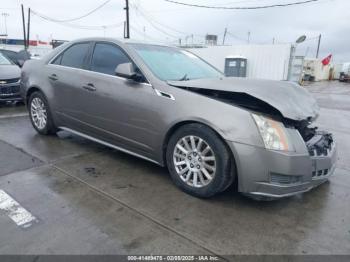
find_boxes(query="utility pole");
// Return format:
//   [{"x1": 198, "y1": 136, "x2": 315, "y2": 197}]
[
  {"x1": 247, "y1": 31, "x2": 250, "y2": 44},
  {"x1": 316, "y1": 34, "x2": 321, "y2": 58},
  {"x1": 222, "y1": 28, "x2": 227, "y2": 45},
  {"x1": 124, "y1": 0, "x2": 130, "y2": 38},
  {"x1": 27, "y1": 8, "x2": 31, "y2": 48},
  {"x1": 21, "y1": 4, "x2": 27, "y2": 49}
]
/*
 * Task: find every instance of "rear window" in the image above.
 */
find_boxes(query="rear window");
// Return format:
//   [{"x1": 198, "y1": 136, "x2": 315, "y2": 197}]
[{"x1": 55, "y1": 43, "x2": 90, "y2": 69}]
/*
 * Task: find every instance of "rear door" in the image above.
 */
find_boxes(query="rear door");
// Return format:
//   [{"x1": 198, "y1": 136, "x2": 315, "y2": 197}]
[{"x1": 46, "y1": 42, "x2": 92, "y2": 129}]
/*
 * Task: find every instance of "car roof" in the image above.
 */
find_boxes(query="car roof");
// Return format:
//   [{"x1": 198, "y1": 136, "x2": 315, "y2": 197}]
[{"x1": 68, "y1": 37, "x2": 175, "y2": 48}]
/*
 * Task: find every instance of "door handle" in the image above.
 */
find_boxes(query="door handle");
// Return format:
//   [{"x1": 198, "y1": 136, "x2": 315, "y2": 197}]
[
  {"x1": 48, "y1": 74, "x2": 58, "y2": 81},
  {"x1": 82, "y1": 83, "x2": 96, "y2": 92}
]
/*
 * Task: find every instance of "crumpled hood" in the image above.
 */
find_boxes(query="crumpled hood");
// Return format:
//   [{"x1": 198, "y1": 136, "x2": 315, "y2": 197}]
[
  {"x1": 0, "y1": 65, "x2": 21, "y2": 80},
  {"x1": 168, "y1": 77, "x2": 319, "y2": 121}
]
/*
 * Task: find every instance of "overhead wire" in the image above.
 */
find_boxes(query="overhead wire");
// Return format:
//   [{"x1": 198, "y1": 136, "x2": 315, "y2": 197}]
[
  {"x1": 130, "y1": 1, "x2": 212, "y2": 43},
  {"x1": 30, "y1": 6, "x2": 124, "y2": 30},
  {"x1": 163, "y1": 0, "x2": 320, "y2": 9},
  {"x1": 32, "y1": 0, "x2": 112, "y2": 23},
  {"x1": 130, "y1": 3, "x2": 182, "y2": 39}
]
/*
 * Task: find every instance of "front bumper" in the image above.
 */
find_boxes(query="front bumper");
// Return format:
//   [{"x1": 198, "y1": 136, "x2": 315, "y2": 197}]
[
  {"x1": 228, "y1": 133, "x2": 337, "y2": 199},
  {"x1": 0, "y1": 82, "x2": 22, "y2": 102}
]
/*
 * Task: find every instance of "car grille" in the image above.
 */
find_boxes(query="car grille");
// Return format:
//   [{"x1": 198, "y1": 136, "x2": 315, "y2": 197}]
[
  {"x1": 312, "y1": 169, "x2": 329, "y2": 178},
  {"x1": 270, "y1": 173, "x2": 302, "y2": 185},
  {"x1": 0, "y1": 85, "x2": 20, "y2": 96}
]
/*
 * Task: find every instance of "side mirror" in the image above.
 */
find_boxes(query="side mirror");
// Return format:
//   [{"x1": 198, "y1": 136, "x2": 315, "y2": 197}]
[{"x1": 115, "y1": 63, "x2": 137, "y2": 79}]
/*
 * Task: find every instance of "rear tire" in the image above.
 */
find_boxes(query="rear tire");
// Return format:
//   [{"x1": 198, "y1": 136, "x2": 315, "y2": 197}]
[
  {"x1": 28, "y1": 91, "x2": 58, "y2": 135},
  {"x1": 166, "y1": 123, "x2": 234, "y2": 198}
]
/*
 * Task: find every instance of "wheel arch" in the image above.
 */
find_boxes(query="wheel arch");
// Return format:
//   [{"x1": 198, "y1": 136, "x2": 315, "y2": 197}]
[{"x1": 26, "y1": 85, "x2": 44, "y2": 107}]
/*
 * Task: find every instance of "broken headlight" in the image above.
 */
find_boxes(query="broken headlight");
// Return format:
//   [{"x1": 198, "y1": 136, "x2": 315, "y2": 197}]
[{"x1": 252, "y1": 113, "x2": 291, "y2": 151}]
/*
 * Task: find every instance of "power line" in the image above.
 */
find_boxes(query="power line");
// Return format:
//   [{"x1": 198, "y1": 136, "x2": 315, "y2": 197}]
[
  {"x1": 130, "y1": 25, "x2": 172, "y2": 43},
  {"x1": 131, "y1": 2, "x2": 206, "y2": 39},
  {"x1": 32, "y1": 0, "x2": 112, "y2": 23},
  {"x1": 130, "y1": 3, "x2": 180, "y2": 39},
  {"x1": 133, "y1": 4, "x2": 186, "y2": 35},
  {"x1": 31, "y1": 10, "x2": 124, "y2": 30},
  {"x1": 163, "y1": 0, "x2": 320, "y2": 9}
]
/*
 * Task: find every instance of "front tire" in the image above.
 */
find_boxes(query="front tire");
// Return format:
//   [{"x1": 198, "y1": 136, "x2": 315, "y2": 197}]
[
  {"x1": 29, "y1": 91, "x2": 58, "y2": 135},
  {"x1": 166, "y1": 123, "x2": 234, "y2": 198}
]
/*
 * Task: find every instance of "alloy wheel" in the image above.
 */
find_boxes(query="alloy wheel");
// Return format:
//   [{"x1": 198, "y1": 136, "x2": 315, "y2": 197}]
[
  {"x1": 30, "y1": 97, "x2": 47, "y2": 130},
  {"x1": 173, "y1": 135, "x2": 216, "y2": 188}
]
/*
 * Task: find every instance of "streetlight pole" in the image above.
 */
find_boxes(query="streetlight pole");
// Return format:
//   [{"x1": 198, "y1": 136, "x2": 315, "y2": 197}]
[
  {"x1": 288, "y1": 35, "x2": 306, "y2": 82},
  {"x1": 1, "y1": 13, "x2": 9, "y2": 45}
]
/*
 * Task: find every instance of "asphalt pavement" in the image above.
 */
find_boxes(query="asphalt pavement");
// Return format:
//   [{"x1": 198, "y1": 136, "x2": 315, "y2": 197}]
[{"x1": 0, "y1": 81, "x2": 349, "y2": 255}]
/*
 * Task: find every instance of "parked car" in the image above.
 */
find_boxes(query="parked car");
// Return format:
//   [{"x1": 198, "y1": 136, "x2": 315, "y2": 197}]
[
  {"x1": 20, "y1": 38, "x2": 337, "y2": 199},
  {"x1": 0, "y1": 49, "x2": 31, "y2": 67},
  {"x1": 0, "y1": 52, "x2": 22, "y2": 103},
  {"x1": 339, "y1": 72, "x2": 350, "y2": 82}
]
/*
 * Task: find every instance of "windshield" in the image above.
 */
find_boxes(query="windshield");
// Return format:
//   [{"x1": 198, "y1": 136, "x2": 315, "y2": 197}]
[
  {"x1": 129, "y1": 43, "x2": 223, "y2": 81},
  {"x1": 0, "y1": 52, "x2": 13, "y2": 65}
]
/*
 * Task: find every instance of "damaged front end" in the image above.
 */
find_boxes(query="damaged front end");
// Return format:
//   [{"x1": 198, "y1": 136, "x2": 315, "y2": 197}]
[
  {"x1": 192, "y1": 86, "x2": 336, "y2": 181},
  {"x1": 168, "y1": 78, "x2": 337, "y2": 198},
  {"x1": 291, "y1": 119, "x2": 336, "y2": 179}
]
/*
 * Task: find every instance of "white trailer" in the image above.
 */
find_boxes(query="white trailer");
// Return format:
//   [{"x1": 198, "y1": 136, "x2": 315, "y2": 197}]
[{"x1": 187, "y1": 44, "x2": 292, "y2": 81}]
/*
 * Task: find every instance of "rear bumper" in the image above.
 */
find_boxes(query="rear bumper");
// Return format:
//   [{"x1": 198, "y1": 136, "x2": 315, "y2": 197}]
[{"x1": 227, "y1": 136, "x2": 337, "y2": 199}]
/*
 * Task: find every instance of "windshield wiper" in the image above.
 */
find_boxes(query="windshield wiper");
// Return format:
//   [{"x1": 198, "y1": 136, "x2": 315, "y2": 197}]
[{"x1": 178, "y1": 74, "x2": 190, "y2": 81}]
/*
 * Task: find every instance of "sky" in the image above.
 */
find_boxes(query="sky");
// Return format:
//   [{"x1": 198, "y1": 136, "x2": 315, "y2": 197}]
[{"x1": 1, "y1": 0, "x2": 349, "y2": 62}]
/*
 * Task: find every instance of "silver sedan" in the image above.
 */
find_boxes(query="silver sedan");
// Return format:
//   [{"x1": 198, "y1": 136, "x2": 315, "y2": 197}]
[{"x1": 20, "y1": 38, "x2": 336, "y2": 199}]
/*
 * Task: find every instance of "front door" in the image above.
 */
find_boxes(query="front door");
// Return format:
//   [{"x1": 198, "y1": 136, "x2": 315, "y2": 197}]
[{"x1": 72, "y1": 42, "x2": 158, "y2": 158}]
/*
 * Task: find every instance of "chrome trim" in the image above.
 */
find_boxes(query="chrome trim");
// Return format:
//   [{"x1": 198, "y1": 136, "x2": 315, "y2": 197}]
[
  {"x1": 248, "y1": 179, "x2": 329, "y2": 199},
  {"x1": 47, "y1": 64, "x2": 152, "y2": 87},
  {"x1": 0, "y1": 93, "x2": 20, "y2": 97},
  {"x1": 47, "y1": 41, "x2": 153, "y2": 87},
  {"x1": 0, "y1": 80, "x2": 21, "y2": 87},
  {"x1": 257, "y1": 181, "x2": 309, "y2": 188},
  {"x1": 248, "y1": 187, "x2": 314, "y2": 198},
  {"x1": 154, "y1": 89, "x2": 175, "y2": 100},
  {"x1": 59, "y1": 127, "x2": 160, "y2": 165}
]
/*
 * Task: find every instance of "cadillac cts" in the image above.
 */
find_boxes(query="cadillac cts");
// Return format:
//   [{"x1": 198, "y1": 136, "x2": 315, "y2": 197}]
[{"x1": 20, "y1": 38, "x2": 337, "y2": 199}]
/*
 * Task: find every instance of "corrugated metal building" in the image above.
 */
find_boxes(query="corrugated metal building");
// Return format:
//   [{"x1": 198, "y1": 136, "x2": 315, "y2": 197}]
[{"x1": 187, "y1": 44, "x2": 293, "y2": 81}]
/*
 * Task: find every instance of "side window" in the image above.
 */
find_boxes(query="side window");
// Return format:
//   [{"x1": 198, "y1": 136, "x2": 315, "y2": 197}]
[
  {"x1": 52, "y1": 54, "x2": 62, "y2": 65},
  {"x1": 60, "y1": 43, "x2": 90, "y2": 69},
  {"x1": 90, "y1": 43, "x2": 131, "y2": 75}
]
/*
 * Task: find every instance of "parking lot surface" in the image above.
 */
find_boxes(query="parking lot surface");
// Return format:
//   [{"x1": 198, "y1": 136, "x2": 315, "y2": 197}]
[{"x1": 0, "y1": 81, "x2": 349, "y2": 255}]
